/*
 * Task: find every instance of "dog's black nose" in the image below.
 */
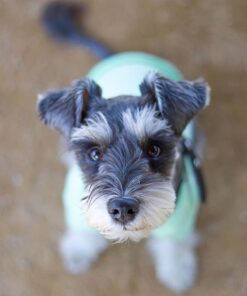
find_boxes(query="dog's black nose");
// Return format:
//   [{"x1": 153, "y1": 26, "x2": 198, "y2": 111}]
[{"x1": 107, "y1": 197, "x2": 139, "y2": 224}]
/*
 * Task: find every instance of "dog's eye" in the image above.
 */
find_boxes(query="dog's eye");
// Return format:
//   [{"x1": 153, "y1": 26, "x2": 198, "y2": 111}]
[
  {"x1": 88, "y1": 148, "x2": 103, "y2": 161},
  {"x1": 147, "y1": 144, "x2": 161, "y2": 158}
]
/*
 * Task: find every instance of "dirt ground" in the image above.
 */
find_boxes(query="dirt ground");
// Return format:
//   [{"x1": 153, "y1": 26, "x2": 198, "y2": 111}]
[{"x1": 0, "y1": 0, "x2": 247, "y2": 295}]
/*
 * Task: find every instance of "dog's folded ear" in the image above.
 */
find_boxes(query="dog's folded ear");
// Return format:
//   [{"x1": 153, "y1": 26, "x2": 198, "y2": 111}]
[
  {"x1": 37, "y1": 78, "x2": 102, "y2": 138},
  {"x1": 140, "y1": 72, "x2": 210, "y2": 135}
]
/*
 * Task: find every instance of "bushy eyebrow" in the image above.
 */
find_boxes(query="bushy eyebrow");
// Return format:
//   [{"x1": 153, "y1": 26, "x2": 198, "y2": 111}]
[
  {"x1": 70, "y1": 112, "x2": 113, "y2": 147},
  {"x1": 122, "y1": 105, "x2": 173, "y2": 142}
]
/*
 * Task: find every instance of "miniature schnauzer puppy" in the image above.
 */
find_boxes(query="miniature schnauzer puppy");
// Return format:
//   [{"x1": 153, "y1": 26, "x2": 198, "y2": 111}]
[
  {"x1": 38, "y1": 72, "x2": 210, "y2": 291},
  {"x1": 38, "y1": 2, "x2": 210, "y2": 293}
]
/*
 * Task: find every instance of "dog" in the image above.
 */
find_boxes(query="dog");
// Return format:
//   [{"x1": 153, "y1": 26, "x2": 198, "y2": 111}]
[{"x1": 37, "y1": 2, "x2": 210, "y2": 293}]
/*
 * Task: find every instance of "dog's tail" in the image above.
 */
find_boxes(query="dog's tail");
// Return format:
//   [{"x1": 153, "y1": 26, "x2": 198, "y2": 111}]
[{"x1": 41, "y1": 1, "x2": 113, "y2": 59}]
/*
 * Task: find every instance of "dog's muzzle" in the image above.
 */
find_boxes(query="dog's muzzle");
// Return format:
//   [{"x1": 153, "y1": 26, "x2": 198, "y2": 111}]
[{"x1": 107, "y1": 197, "x2": 140, "y2": 224}]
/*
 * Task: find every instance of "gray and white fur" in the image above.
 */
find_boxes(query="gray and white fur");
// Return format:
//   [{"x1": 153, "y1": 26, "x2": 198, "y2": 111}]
[{"x1": 38, "y1": 2, "x2": 210, "y2": 293}]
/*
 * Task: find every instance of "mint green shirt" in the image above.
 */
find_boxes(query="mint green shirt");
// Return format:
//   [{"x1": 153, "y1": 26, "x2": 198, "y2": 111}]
[{"x1": 63, "y1": 52, "x2": 200, "y2": 241}]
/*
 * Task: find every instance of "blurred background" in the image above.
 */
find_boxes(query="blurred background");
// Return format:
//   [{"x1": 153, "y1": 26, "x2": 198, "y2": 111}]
[{"x1": 0, "y1": 0, "x2": 247, "y2": 295}]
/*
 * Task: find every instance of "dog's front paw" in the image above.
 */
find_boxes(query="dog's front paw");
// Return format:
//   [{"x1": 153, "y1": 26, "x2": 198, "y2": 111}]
[
  {"x1": 59, "y1": 231, "x2": 108, "y2": 274},
  {"x1": 147, "y1": 236, "x2": 198, "y2": 293}
]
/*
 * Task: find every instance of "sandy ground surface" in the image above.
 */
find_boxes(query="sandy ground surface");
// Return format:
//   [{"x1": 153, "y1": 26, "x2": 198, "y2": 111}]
[{"x1": 0, "y1": 0, "x2": 247, "y2": 295}]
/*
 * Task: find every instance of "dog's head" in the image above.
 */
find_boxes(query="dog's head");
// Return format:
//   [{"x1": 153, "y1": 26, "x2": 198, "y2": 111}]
[{"x1": 37, "y1": 72, "x2": 210, "y2": 242}]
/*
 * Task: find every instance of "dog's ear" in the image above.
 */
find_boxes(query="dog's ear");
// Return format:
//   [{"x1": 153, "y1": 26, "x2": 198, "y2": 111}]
[
  {"x1": 37, "y1": 78, "x2": 102, "y2": 138},
  {"x1": 140, "y1": 72, "x2": 210, "y2": 135}
]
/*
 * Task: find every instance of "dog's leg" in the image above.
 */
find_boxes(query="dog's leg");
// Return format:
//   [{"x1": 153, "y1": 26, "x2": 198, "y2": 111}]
[
  {"x1": 147, "y1": 232, "x2": 200, "y2": 293},
  {"x1": 59, "y1": 230, "x2": 108, "y2": 274}
]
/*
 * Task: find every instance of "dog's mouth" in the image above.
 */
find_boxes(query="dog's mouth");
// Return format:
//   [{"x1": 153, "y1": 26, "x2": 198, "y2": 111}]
[
  {"x1": 122, "y1": 224, "x2": 151, "y2": 232},
  {"x1": 102, "y1": 227, "x2": 152, "y2": 242},
  {"x1": 85, "y1": 183, "x2": 176, "y2": 242},
  {"x1": 86, "y1": 204, "x2": 176, "y2": 242}
]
